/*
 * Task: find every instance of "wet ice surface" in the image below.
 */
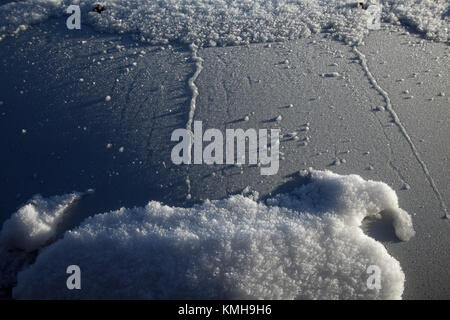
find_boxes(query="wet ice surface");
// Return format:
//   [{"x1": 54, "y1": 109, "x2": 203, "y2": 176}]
[{"x1": 0, "y1": 17, "x2": 449, "y2": 299}]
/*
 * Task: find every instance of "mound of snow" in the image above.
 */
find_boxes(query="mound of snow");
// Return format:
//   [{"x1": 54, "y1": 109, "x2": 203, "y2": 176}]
[
  {"x1": 0, "y1": 192, "x2": 81, "y2": 252},
  {"x1": 0, "y1": 0, "x2": 448, "y2": 45},
  {"x1": 383, "y1": 0, "x2": 449, "y2": 41},
  {"x1": 10, "y1": 170, "x2": 414, "y2": 299}
]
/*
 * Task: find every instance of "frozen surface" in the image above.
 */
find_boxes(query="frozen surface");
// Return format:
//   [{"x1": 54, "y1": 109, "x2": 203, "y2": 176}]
[
  {"x1": 11, "y1": 170, "x2": 413, "y2": 299},
  {"x1": 0, "y1": 0, "x2": 448, "y2": 45},
  {"x1": 0, "y1": 10, "x2": 448, "y2": 299}
]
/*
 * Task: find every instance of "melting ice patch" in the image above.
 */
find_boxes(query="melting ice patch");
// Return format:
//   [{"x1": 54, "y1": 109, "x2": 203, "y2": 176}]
[
  {"x1": 0, "y1": 0, "x2": 448, "y2": 44},
  {"x1": 6, "y1": 170, "x2": 415, "y2": 299}
]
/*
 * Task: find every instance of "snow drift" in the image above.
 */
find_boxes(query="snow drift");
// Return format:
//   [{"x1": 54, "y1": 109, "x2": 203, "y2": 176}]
[
  {"x1": 3, "y1": 170, "x2": 415, "y2": 299},
  {"x1": 0, "y1": 192, "x2": 82, "y2": 289},
  {"x1": 0, "y1": 0, "x2": 448, "y2": 45},
  {"x1": 0, "y1": 192, "x2": 82, "y2": 252}
]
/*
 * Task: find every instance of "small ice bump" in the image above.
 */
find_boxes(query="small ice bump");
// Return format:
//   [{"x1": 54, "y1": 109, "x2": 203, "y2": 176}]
[
  {"x1": 105, "y1": 96, "x2": 111, "y2": 102},
  {"x1": 321, "y1": 72, "x2": 341, "y2": 78},
  {"x1": 332, "y1": 159, "x2": 341, "y2": 166},
  {"x1": 243, "y1": 115, "x2": 250, "y2": 122},
  {"x1": 118, "y1": 147, "x2": 125, "y2": 153},
  {"x1": 242, "y1": 186, "x2": 251, "y2": 195},
  {"x1": 298, "y1": 169, "x2": 309, "y2": 177},
  {"x1": 401, "y1": 183, "x2": 411, "y2": 191},
  {"x1": 21, "y1": 129, "x2": 27, "y2": 135}
]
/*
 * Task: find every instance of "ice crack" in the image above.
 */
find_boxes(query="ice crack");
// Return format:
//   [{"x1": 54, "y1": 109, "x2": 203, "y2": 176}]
[
  {"x1": 354, "y1": 47, "x2": 448, "y2": 219},
  {"x1": 184, "y1": 43, "x2": 204, "y2": 200}
]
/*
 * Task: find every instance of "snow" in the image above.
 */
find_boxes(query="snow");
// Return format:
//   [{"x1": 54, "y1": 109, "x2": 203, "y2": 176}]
[
  {"x1": 0, "y1": 192, "x2": 82, "y2": 252},
  {"x1": 0, "y1": 0, "x2": 448, "y2": 46},
  {"x1": 8, "y1": 170, "x2": 414, "y2": 299}
]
